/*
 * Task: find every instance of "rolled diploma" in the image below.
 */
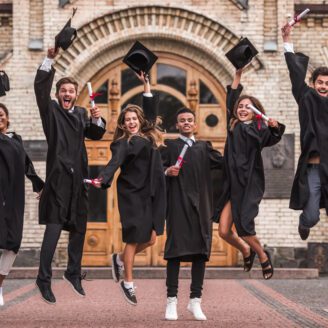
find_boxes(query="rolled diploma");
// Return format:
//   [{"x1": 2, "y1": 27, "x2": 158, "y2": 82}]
[
  {"x1": 83, "y1": 179, "x2": 93, "y2": 184},
  {"x1": 175, "y1": 144, "x2": 189, "y2": 168},
  {"x1": 247, "y1": 104, "x2": 269, "y2": 121},
  {"x1": 87, "y1": 82, "x2": 96, "y2": 109},
  {"x1": 288, "y1": 8, "x2": 310, "y2": 26}
]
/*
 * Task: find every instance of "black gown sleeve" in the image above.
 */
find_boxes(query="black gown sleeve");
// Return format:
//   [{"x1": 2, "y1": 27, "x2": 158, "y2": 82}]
[
  {"x1": 83, "y1": 108, "x2": 107, "y2": 140},
  {"x1": 142, "y1": 94, "x2": 157, "y2": 123},
  {"x1": 13, "y1": 134, "x2": 44, "y2": 192},
  {"x1": 260, "y1": 122, "x2": 286, "y2": 148},
  {"x1": 226, "y1": 84, "x2": 243, "y2": 124},
  {"x1": 159, "y1": 140, "x2": 172, "y2": 171},
  {"x1": 98, "y1": 139, "x2": 128, "y2": 188},
  {"x1": 25, "y1": 154, "x2": 45, "y2": 192},
  {"x1": 34, "y1": 67, "x2": 56, "y2": 127},
  {"x1": 284, "y1": 52, "x2": 310, "y2": 104},
  {"x1": 206, "y1": 141, "x2": 223, "y2": 169}
]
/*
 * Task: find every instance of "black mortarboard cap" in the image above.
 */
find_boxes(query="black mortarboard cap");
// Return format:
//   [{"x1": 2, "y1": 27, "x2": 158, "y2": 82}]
[
  {"x1": 0, "y1": 71, "x2": 10, "y2": 97},
  {"x1": 123, "y1": 41, "x2": 158, "y2": 74},
  {"x1": 225, "y1": 37, "x2": 258, "y2": 69},
  {"x1": 55, "y1": 8, "x2": 78, "y2": 51}
]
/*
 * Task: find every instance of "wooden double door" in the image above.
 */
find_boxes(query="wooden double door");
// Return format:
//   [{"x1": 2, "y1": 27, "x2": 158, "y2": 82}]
[{"x1": 80, "y1": 53, "x2": 238, "y2": 267}]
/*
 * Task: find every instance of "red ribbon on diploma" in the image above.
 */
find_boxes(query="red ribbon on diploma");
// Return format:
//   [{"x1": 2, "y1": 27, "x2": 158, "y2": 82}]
[
  {"x1": 89, "y1": 92, "x2": 102, "y2": 101},
  {"x1": 256, "y1": 114, "x2": 263, "y2": 130}
]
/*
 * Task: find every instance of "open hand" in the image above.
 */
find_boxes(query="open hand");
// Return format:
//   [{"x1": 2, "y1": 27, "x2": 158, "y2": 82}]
[
  {"x1": 136, "y1": 71, "x2": 149, "y2": 84},
  {"x1": 47, "y1": 48, "x2": 58, "y2": 59}
]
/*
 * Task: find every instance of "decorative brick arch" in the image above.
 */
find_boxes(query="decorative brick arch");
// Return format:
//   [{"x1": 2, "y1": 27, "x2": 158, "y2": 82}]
[{"x1": 54, "y1": 5, "x2": 263, "y2": 86}]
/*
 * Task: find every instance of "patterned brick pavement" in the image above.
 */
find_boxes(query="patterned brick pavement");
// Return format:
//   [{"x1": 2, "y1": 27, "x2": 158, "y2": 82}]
[{"x1": 0, "y1": 279, "x2": 327, "y2": 327}]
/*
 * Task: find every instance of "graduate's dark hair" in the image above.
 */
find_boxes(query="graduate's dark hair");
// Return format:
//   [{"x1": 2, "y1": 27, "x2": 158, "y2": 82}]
[
  {"x1": 114, "y1": 104, "x2": 164, "y2": 148},
  {"x1": 56, "y1": 77, "x2": 79, "y2": 94},
  {"x1": 311, "y1": 66, "x2": 328, "y2": 83},
  {"x1": 0, "y1": 103, "x2": 10, "y2": 128},
  {"x1": 230, "y1": 95, "x2": 266, "y2": 131},
  {"x1": 176, "y1": 107, "x2": 195, "y2": 122}
]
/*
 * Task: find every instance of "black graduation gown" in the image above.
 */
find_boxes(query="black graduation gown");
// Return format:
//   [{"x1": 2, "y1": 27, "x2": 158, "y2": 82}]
[
  {"x1": 0, "y1": 133, "x2": 44, "y2": 253},
  {"x1": 160, "y1": 138, "x2": 223, "y2": 261},
  {"x1": 99, "y1": 96, "x2": 166, "y2": 243},
  {"x1": 285, "y1": 52, "x2": 328, "y2": 214},
  {"x1": 34, "y1": 68, "x2": 106, "y2": 233},
  {"x1": 213, "y1": 85, "x2": 285, "y2": 237}
]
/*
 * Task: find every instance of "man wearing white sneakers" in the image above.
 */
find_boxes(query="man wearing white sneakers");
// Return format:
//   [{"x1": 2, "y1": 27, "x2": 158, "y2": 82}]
[{"x1": 160, "y1": 108, "x2": 222, "y2": 321}]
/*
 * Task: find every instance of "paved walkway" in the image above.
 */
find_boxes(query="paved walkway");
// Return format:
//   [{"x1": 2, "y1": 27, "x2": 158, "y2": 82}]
[{"x1": 1, "y1": 278, "x2": 328, "y2": 327}]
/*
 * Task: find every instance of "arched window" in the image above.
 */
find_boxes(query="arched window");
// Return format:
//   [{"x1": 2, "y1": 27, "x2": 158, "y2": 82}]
[{"x1": 84, "y1": 54, "x2": 227, "y2": 140}]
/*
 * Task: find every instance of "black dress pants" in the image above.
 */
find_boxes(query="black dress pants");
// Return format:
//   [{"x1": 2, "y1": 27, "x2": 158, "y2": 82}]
[
  {"x1": 37, "y1": 223, "x2": 85, "y2": 284},
  {"x1": 166, "y1": 258, "x2": 206, "y2": 298}
]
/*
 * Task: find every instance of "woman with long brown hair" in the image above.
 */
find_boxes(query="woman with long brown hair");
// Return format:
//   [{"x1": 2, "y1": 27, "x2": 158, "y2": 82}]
[
  {"x1": 93, "y1": 73, "x2": 165, "y2": 305},
  {"x1": 213, "y1": 68, "x2": 285, "y2": 279}
]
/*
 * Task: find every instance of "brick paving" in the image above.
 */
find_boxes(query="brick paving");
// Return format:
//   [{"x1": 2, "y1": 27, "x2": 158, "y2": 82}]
[{"x1": 0, "y1": 279, "x2": 327, "y2": 327}]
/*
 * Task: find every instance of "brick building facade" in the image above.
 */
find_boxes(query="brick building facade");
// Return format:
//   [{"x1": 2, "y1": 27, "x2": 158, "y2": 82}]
[{"x1": 1, "y1": 0, "x2": 327, "y2": 269}]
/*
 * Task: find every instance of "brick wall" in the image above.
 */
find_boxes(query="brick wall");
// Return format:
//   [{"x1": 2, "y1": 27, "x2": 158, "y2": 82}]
[
  {"x1": 0, "y1": 0, "x2": 13, "y2": 59},
  {"x1": 1, "y1": 0, "x2": 327, "y2": 265}
]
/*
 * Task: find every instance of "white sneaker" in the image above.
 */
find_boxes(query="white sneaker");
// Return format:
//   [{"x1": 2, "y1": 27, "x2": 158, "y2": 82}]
[
  {"x1": 187, "y1": 298, "x2": 207, "y2": 321},
  {"x1": 165, "y1": 297, "x2": 178, "y2": 320},
  {"x1": 0, "y1": 291, "x2": 4, "y2": 306}
]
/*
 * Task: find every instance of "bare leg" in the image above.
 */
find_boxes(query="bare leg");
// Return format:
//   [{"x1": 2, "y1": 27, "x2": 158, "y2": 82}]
[
  {"x1": 122, "y1": 243, "x2": 137, "y2": 282},
  {"x1": 135, "y1": 231, "x2": 156, "y2": 254},
  {"x1": 120, "y1": 231, "x2": 157, "y2": 282},
  {"x1": 119, "y1": 231, "x2": 156, "y2": 261},
  {"x1": 219, "y1": 201, "x2": 250, "y2": 257}
]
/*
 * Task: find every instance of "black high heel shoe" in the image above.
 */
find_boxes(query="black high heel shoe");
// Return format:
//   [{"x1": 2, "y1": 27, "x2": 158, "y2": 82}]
[
  {"x1": 260, "y1": 250, "x2": 274, "y2": 280},
  {"x1": 243, "y1": 249, "x2": 256, "y2": 272}
]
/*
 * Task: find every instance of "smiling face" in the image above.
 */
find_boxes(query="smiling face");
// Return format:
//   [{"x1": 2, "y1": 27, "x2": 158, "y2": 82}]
[
  {"x1": 236, "y1": 98, "x2": 254, "y2": 122},
  {"x1": 56, "y1": 83, "x2": 77, "y2": 110},
  {"x1": 314, "y1": 75, "x2": 328, "y2": 97},
  {"x1": 0, "y1": 107, "x2": 9, "y2": 133},
  {"x1": 123, "y1": 110, "x2": 140, "y2": 135},
  {"x1": 176, "y1": 112, "x2": 196, "y2": 137}
]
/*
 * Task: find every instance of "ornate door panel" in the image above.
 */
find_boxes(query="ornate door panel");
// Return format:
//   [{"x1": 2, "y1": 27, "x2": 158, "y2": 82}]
[{"x1": 80, "y1": 53, "x2": 237, "y2": 267}]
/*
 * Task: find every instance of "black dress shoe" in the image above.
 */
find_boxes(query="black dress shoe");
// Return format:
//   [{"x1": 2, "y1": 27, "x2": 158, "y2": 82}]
[
  {"x1": 298, "y1": 225, "x2": 310, "y2": 240},
  {"x1": 35, "y1": 278, "x2": 56, "y2": 304},
  {"x1": 63, "y1": 272, "x2": 86, "y2": 297}
]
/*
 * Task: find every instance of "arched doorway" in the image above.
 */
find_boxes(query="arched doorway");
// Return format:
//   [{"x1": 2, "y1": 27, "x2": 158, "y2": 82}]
[{"x1": 79, "y1": 53, "x2": 238, "y2": 267}]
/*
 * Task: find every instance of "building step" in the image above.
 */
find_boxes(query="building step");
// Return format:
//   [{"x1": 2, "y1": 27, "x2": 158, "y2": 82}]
[{"x1": 8, "y1": 267, "x2": 319, "y2": 279}]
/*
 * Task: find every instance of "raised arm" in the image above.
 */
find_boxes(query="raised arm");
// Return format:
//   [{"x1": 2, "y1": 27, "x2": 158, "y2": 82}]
[
  {"x1": 226, "y1": 69, "x2": 243, "y2": 123},
  {"x1": 136, "y1": 71, "x2": 157, "y2": 123},
  {"x1": 34, "y1": 48, "x2": 58, "y2": 121},
  {"x1": 281, "y1": 23, "x2": 310, "y2": 103}
]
